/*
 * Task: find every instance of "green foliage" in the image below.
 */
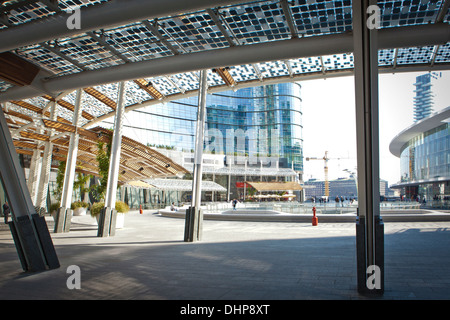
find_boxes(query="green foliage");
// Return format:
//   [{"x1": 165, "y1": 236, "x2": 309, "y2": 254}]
[
  {"x1": 54, "y1": 161, "x2": 92, "y2": 202},
  {"x1": 71, "y1": 201, "x2": 89, "y2": 210},
  {"x1": 90, "y1": 201, "x2": 130, "y2": 217},
  {"x1": 73, "y1": 172, "x2": 92, "y2": 196},
  {"x1": 49, "y1": 203, "x2": 60, "y2": 213},
  {"x1": 91, "y1": 202, "x2": 104, "y2": 217},
  {"x1": 115, "y1": 201, "x2": 130, "y2": 213},
  {"x1": 92, "y1": 140, "x2": 111, "y2": 202},
  {"x1": 53, "y1": 161, "x2": 66, "y2": 201}
]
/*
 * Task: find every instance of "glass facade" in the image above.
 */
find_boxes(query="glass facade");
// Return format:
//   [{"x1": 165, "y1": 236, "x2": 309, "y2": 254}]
[
  {"x1": 413, "y1": 73, "x2": 434, "y2": 122},
  {"x1": 400, "y1": 123, "x2": 450, "y2": 183},
  {"x1": 113, "y1": 82, "x2": 303, "y2": 172},
  {"x1": 398, "y1": 122, "x2": 450, "y2": 203}
]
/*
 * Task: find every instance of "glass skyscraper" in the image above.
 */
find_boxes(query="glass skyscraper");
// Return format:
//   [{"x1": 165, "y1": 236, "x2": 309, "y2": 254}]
[
  {"x1": 114, "y1": 82, "x2": 303, "y2": 172},
  {"x1": 413, "y1": 72, "x2": 441, "y2": 122}
]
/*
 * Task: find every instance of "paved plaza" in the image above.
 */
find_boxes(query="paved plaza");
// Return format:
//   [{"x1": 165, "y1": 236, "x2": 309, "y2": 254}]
[{"x1": 0, "y1": 210, "x2": 449, "y2": 301}]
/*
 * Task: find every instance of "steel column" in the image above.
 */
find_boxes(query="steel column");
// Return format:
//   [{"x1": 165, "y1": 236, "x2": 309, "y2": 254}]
[
  {"x1": 184, "y1": 70, "x2": 207, "y2": 242},
  {"x1": 0, "y1": 106, "x2": 59, "y2": 272},
  {"x1": 353, "y1": 0, "x2": 384, "y2": 295},
  {"x1": 27, "y1": 148, "x2": 42, "y2": 205},
  {"x1": 98, "y1": 81, "x2": 126, "y2": 237},
  {"x1": 35, "y1": 101, "x2": 57, "y2": 210},
  {"x1": 55, "y1": 89, "x2": 82, "y2": 233}
]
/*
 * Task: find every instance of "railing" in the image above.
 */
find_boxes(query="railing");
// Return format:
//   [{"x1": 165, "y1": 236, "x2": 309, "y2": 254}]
[{"x1": 203, "y1": 201, "x2": 424, "y2": 214}]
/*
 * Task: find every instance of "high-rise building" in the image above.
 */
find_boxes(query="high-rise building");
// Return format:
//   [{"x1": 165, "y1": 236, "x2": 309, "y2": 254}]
[
  {"x1": 413, "y1": 72, "x2": 441, "y2": 122},
  {"x1": 104, "y1": 82, "x2": 303, "y2": 202}
]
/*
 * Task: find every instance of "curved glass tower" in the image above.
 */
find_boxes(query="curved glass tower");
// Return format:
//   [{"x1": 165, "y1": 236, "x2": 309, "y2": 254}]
[{"x1": 116, "y1": 82, "x2": 303, "y2": 172}]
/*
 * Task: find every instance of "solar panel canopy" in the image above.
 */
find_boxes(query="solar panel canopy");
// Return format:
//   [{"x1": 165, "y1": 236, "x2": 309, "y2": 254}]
[{"x1": 0, "y1": 0, "x2": 449, "y2": 154}]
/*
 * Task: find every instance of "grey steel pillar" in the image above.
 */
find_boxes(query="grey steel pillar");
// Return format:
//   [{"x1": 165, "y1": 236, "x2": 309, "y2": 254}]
[
  {"x1": 185, "y1": 70, "x2": 207, "y2": 242},
  {"x1": 36, "y1": 101, "x2": 57, "y2": 210},
  {"x1": 55, "y1": 89, "x2": 82, "y2": 233},
  {"x1": 0, "y1": 106, "x2": 59, "y2": 272},
  {"x1": 98, "y1": 81, "x2": 126, "y2": 237},
  {"x1": 27, "y1": 148, "x2": 42, "y2": 205},
  {"x1": 353, "y1": 0, "x2": 384, "y2": 295}
]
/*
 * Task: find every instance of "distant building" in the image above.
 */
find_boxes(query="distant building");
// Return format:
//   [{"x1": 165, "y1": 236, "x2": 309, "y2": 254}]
[
  {"x1": 304, "y1": 177, "x2": 392, "y2": 200},
  {"x1": 413, "y1": 72, "x2": 441, "y2": 122},
  {"x1": 390, "y1": 106, "x2": 450, "y2": 202},
  {"x1": 304, "y1": 177, "x2": 357, "y2": 200}
]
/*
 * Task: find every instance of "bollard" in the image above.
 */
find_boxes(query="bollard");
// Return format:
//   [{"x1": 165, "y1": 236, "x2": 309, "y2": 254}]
[
  {"x1": 312, "y1": 206, "x2": 318, "y2": 226},
  {"x1": 139, "y1": 205, "x2": 143, "y2": 214}
]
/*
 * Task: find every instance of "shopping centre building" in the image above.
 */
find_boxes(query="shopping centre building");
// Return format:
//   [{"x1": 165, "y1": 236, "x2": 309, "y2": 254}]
[{"x1": 390, "y1": 106, "x2": 450, "y2": 203}]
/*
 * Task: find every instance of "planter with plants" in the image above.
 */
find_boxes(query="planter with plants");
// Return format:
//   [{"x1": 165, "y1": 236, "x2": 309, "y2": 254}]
[
  {"x1": 49, "y1": 203, "x2": 60, "y2": 220},
  {"x1": 90, "y1": 201, "x2": 130, "y2": 229},
  {"x1": 71, "y1": 201, "x2": 89, "y2": 216}
]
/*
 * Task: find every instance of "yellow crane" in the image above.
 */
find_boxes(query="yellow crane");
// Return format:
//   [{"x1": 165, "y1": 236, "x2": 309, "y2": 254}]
[{"x1": 305, "y1": 151, "x2": 330, "y2": 197}]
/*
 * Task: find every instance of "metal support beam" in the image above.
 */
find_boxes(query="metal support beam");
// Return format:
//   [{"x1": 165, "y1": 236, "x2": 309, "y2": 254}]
[
  {"x1": 55, "y1": 89, "x2": 82, "y2": 233},
  {"x1": 98, "y1": 81, "x2": 126, "y2": 237},
  {"x1": 0, "y1": 105, "x2": 59, "y2": 272},
  {"x1": 0, "y1": 0, "x2": 249, "y2": 53},
  {"x1": 353, "y1": 0, "x2": 384, "y2": 295},
  {"x1": 1, "y1": 23, "x2": 448, "y2": 103},
  {"x1": 27, "y1": 148, "x2": 42, "y2": 205},
  {"x1": 184, "y1": 69, "x2": 207, "y2": 242}
]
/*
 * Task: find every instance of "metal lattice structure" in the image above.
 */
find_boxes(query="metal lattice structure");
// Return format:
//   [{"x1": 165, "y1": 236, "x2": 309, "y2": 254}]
[{"x1": 0, "y1": 0, "x2": 449, "y2": 180}]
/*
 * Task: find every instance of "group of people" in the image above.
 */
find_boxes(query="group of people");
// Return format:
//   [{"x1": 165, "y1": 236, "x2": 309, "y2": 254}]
[{"x1": 334, "y1": 196, "x2": 354, "y2": 207}]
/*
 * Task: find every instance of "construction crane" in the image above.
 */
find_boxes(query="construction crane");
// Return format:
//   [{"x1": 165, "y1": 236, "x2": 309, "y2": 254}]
[{"x1": 306, "y1": 151, "x2": 330, "y2": 197}]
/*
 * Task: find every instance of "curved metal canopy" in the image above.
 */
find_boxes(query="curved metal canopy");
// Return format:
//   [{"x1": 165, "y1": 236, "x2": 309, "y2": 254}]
[{"x1": 0, "y1": 0, "x2": 449, "y2": 131}]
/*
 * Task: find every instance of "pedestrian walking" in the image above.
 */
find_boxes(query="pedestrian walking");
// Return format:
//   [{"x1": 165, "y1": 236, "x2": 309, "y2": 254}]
[
  {"x1": 3, "y1": 202, "x2": 10, "y2": 224},
  {"x1": 232, "y1": 199, "x2": 238, "y2": 210}
]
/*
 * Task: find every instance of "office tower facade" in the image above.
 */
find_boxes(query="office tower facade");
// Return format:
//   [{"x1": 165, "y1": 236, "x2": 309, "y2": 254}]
[{"x1": 413, "y1": 72, "x2": 441, "y2": 122}]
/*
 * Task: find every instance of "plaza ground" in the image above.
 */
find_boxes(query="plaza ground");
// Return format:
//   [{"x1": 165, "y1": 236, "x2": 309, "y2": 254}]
[{"x1": 0, "y1": 210, "x2": 449, "y2": 301}]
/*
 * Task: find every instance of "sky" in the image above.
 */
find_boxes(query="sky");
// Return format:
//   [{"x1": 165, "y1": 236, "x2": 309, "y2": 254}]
[{"x1": 301, "y1": 70, "x2": 450, "y2": 187}]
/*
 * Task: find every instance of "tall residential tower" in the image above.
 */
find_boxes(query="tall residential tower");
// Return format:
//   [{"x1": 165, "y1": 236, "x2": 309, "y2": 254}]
[{"x1": 413, "y1": 72, "x2": 441, "y2": 122}]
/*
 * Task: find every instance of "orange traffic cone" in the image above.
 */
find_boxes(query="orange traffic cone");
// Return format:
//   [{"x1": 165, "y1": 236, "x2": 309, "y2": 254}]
[
  {"x1": 139, "y1": 205, "x2": 143, "y2": 214},
  {"x1": 312, "y1": 206, "x2": 318, "y2": 226}
]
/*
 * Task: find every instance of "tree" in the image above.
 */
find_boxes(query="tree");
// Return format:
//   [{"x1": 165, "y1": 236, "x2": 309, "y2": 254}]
[{"x1": 92, "y1": 139, "x2": 111, "y2": 202}]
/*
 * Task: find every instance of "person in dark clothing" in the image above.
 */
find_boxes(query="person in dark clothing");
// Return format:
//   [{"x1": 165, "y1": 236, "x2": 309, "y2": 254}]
[
  {"x1": 232, "y1": 199, "x2": 238, "y2": 210},
  {"x1": 3, "y1": 202, "x2": 10, "y2": 224}
]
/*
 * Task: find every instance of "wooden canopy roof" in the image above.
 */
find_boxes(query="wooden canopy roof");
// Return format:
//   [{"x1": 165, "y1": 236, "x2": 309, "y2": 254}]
[
  {"x1": 10, "y1": 118, "x2": 188, "y2": 184},
  {"x1": 245, "y1": 181, "x2": 303, "y2": 192}
]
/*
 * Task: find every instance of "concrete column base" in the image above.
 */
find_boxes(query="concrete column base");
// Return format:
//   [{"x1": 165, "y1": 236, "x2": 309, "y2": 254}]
[
  {"x1": 356, "y1": 215, "x2": 384, "y2": 295},
  {"x1": 184, "y1": 206, "x2": 203, "y2": 242},
  {"x1": 97, "y1": 207, "x2": 117, "y2": 237},
  {"x1": 9, "y1": 214, "x2": 60, "y2": 271},
  {"x1": 54, "y1": 207, "x2": 72, "y2": 233}
]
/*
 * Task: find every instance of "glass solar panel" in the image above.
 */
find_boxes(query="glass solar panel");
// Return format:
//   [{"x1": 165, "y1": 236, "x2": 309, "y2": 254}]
[
  {"x1": 229, "y1": 64, "x2": 261, "y2": 82},
  {"x1": 15, "y1": 45, "x2": 82, "y2": 76},
  {"x1": 0, "y1": 80, "x2": 14, "y2": 93},
  {"x1": 158, "y1": 12, "x2": 231, "y2": 52},
  {"x1": 102, "y1": 23, "x2": 174, "y2": 63},
  {"x1": 5, "y1": 1, "x2": 55, "y2": 26},
  {"x1": 435, "y1": 43, "x2": 450, "y2": 63},
  {"x1": 396, "y1": 45, "x2": 435, "y2": 65},
  {"x1": 0, "y1": 0, "x2": 448, "y2": 120},
  {"x1": 291, "y1": 0, "x2": 353, "y2": 36},
  {"x1": 217, "y1": 1, "x2": 291, "y2": 45},
  {"x1": 379, "y1": 0, "x2": 444, "y2": 28}
]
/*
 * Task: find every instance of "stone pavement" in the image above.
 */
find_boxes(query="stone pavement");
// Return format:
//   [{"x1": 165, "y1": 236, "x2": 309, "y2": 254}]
[{"x1": 0, "y1": 210, "x2": 449, "y2": 301}]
